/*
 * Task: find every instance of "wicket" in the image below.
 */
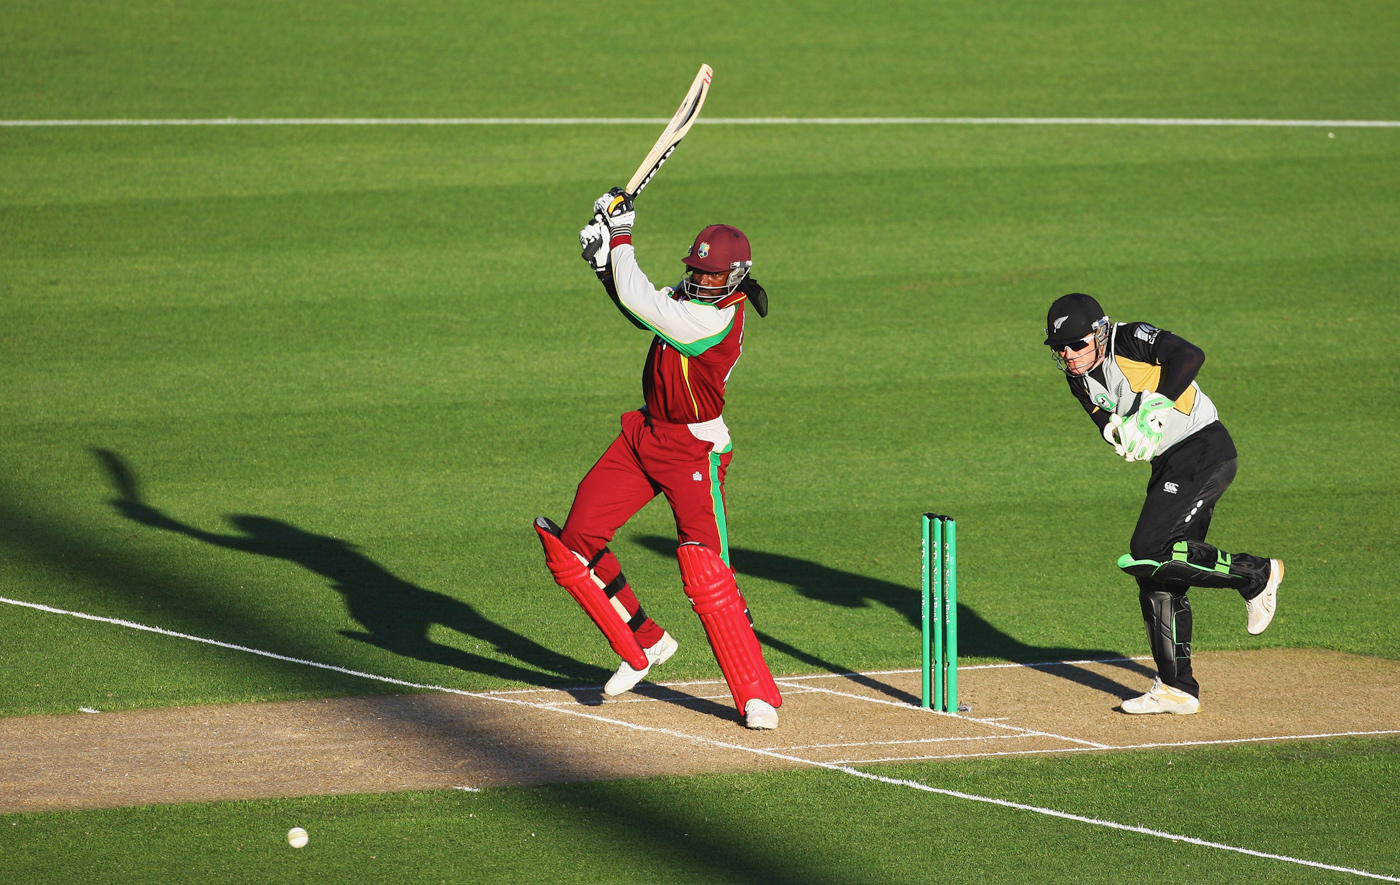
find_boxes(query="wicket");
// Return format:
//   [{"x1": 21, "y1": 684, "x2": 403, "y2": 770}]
[{"x1": 921, "y1": 513, "x2": 958, "y2": 711}]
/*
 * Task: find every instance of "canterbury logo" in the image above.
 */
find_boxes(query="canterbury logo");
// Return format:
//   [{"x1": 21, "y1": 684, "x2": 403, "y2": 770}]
[{"x1": 1052, "y1": 315, "x2": 1069, "y2": 332}]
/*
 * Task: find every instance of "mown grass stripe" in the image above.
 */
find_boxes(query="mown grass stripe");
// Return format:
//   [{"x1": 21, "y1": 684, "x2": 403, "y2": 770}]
[{"x1": 1, "y1": 117, "x2": 1397, "y2": 127}]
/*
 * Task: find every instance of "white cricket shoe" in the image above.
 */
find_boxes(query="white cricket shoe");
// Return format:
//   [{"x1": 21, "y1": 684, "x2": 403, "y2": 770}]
[
  {"x1": 744, "y1": 699, "x2": 779, "y2": 730},
  {"x1": 603, "y1": 631, "x2": 678, "y2": 697},
  {"x1": 1122, "y1": 677, "x2": 1200, "y2": 715},
  {"x1": 1246, "y1": 559, "x2": 1284, "y2": 635}
]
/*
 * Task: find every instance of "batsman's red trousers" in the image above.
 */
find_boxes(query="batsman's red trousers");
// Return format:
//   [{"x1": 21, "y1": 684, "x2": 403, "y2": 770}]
[{"x1": 561, "y1": 409, "x2": 733, "y2": 645}]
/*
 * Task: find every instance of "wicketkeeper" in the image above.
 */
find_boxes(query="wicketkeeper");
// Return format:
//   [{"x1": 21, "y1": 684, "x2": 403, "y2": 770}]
[
  {"x1": 534, "y1": 188, "x2": 782, "y2": 730},
  {"x1": 1044, "y1": 292, "x2": 1284, "y2": 714}
]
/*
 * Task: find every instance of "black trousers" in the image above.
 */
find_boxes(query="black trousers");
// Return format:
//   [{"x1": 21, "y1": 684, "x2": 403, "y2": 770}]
[{"x1": 1125, "y1": 422, "x2": 1270, "y2": 697}]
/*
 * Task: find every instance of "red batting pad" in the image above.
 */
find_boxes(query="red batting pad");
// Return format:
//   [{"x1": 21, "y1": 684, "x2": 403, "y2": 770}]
[
  {"x1": 677, "y1": 542, "x2": 782, "y2": 711},
  {"x1": 535, "y1": 519, "x2": 648, "y2": 671}
]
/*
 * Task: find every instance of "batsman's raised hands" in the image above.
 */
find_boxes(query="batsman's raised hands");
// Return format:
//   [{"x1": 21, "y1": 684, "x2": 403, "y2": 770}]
[
  {"x1": 592, "y1": 187, "x2": 635, "y2": 238},
  {"x1": 580, "y1": 215, "x2": 609, "y2": 273}
]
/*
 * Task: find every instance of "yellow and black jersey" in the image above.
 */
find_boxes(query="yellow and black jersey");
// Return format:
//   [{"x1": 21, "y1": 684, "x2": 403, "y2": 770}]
[{"x1": 1068, "y1": 322, "x2": 1219, "y2": 456}]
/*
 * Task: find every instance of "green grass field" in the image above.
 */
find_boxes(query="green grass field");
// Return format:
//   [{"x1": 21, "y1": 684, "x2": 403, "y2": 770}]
[{"x1": 3, "y1": 1, "x2": 1399, "y2": 882}]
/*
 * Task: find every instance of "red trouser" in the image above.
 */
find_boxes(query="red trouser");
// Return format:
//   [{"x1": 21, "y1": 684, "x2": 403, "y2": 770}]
[
  {"x1": 559, "y1": 410, "x2": 781, "y2": 713},
  {"x1": 562, "y1": 410, "x2": 732, "y2": 650}
]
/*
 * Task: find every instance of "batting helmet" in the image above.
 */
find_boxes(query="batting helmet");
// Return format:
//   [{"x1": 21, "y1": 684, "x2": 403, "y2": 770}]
[{"x1": 681, "y1": 224, "x2": 752, "y2": 304}]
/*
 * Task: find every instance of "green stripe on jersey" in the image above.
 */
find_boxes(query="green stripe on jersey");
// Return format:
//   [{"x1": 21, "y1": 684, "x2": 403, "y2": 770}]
[{"x1": 623, "y1": 304, "x2": 734, "y2": 358}]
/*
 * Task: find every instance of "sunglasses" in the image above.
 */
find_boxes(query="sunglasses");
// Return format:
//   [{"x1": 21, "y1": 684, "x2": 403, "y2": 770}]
[{"x1": 1054, "y1": 336, "x2": 1095, "y2": 353}]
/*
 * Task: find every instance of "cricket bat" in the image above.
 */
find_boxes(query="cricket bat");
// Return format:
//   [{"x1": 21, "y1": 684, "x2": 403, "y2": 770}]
[{"x1": 608, "y1": 63, "x2": 713, "y2": 213}]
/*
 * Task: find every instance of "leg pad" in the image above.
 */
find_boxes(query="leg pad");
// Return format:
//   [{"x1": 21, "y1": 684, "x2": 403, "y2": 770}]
[
  {"x1": 1140, "y1": 588, "x2": 1193, "y2": 690},
  {"x1": 535, "y1": 517, "x2": 647, "y2": 671},
  {"x1": 677, "y1": 542, "x2": 782, "y2": 712}
]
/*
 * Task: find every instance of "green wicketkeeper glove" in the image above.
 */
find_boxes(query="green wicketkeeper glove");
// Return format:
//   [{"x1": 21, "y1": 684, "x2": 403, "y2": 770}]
[
  {"x1": 1133, "y1": 392, "x2": 1175, "y2": 435},
  {"x1": 1118, "y1": 392, "x2": 1173, "y2": 461}
]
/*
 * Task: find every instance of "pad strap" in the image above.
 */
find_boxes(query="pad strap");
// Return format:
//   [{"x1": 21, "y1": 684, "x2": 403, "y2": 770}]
[
  {"x1": 534, "y1": 518, "x2": 648, "y2": 670},
  {"x1": 677, "y1": 542, "x2": 782, "y2": 712},
  {"x1": 1118, "y1": 541, "x2": 1266, "y2": 590}
]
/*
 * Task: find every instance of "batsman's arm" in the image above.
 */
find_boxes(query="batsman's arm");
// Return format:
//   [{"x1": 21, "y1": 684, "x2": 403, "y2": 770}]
[
  {"x1": 609, "y1": 243, "x2": 734, "y2": 357},
  {"x1": 601, "y1": 272, "x2": 651, "y2": 331}
]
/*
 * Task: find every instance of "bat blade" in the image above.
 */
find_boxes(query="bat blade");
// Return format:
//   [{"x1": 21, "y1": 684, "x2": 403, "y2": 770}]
[{"x1": 623, "y1": 63, "x2": 713, "y2": 199}]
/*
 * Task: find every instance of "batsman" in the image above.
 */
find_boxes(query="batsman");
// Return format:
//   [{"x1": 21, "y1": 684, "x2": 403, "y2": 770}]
[
  {"x1": 1044, "y1": 293, "x2": 1284, "y2": 715},
  {"x1": 534, "y1": 188, "x2": 781, "y2": 730}
]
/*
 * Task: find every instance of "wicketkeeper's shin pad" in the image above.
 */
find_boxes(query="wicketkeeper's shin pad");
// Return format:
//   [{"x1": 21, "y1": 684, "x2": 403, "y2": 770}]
[
  {"x1": 534, "y1": 517, "x2": 647, "y2": 671},
  {"x1": 676, "y1": 542, "x2": 782, "y2": 712},
  {"x1": 1139, "y1": 589, "x2": 1192, "y2": 685}
]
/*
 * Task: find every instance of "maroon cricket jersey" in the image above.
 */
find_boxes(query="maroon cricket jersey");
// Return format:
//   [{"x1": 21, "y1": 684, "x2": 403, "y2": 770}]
[{"x1": 610, "y1": 242, "x2": 746, "y2": 425}]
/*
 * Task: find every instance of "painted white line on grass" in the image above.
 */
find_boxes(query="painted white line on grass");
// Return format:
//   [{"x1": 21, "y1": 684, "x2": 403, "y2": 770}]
[
  {"x1": 834, "y1": 767, "x2": 1400, "y2": 882},
  {"x1": 834, "y1": 729, "x2": 1400, "y2": 765},
  {"x1": 2, "y1": 117, "x2": 1397, "y2": 128},
  {"x1": 5, "y1": 594, "x2": 1396, "y2": 883}
]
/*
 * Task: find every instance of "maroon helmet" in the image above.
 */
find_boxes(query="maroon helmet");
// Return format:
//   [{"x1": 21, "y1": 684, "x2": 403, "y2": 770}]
[{"x1": 681, "y1": 224, "x2": 752, "y2": 304}]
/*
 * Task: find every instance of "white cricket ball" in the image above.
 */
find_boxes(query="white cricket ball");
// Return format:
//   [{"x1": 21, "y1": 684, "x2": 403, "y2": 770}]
[{"x1": 287, "y1": 827, "x2": 309, "y2": 848}]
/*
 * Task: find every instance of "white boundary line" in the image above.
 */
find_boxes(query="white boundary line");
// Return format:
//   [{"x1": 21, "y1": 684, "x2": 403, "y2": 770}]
[
  {"x1": 3, "y1": 594, "x2": 1397, "y2": 882},
  {"x1": 1, "y1": 117, "x2": 1398, "y2": 128}
]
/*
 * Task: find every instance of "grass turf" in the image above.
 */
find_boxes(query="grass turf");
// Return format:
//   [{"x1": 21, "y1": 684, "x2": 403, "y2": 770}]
[
  {"x1": 2, "y1": 1, "x2": 1398, "y2": 883},
  {"x1": 3, "y1": 738, "x2": 1397, "y2": 884}
]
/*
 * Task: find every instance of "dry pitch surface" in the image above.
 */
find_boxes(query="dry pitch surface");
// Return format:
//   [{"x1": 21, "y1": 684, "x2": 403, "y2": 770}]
[{"x1": 4, "y1": 649, "x2": 1397, "y2": 813}]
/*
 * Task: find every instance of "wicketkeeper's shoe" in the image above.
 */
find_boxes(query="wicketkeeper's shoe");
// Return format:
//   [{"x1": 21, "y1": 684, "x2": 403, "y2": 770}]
[
  {"x1": 603, "y1": 631, "x2": 678, "y2": 697},
  {"x1": 1245, "y1": 559, "x2": 1284, "y2": 635},
  {"x1": 744, "y1": 699, "x2": 779, "y2": 730},
  {"x1": 1122, "y1": 677, "x2": 1200, "y2": 715}
]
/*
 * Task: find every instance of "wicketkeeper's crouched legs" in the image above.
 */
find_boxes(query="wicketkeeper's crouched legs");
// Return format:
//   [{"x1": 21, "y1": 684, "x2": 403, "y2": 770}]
[
  {"x1": 534, "y1": 517, "x2": 650, "y2": 671},
  {"x1": 676, "y1": 542, "x2": 782, "y2": 713}
]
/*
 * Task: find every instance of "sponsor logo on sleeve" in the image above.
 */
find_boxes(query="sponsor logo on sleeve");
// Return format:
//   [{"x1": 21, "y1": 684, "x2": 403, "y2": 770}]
[{"x1": 1135, "y1": 324, "x2": 1160, "y2": 343}]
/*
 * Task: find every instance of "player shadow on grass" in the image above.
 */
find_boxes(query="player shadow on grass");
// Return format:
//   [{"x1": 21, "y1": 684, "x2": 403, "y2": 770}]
[
  {"x1": 94, "y1": 449, "x2": 606, "y2": 687},
  {"x1": 636, "y1": 536, "x2": 1153, "y2": 703}
]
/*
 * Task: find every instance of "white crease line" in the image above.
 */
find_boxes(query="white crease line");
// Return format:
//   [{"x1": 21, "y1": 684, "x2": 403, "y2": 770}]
[
  {"x1": 840, "y1": 746, "x2": 1107, "y2": 764},
  {"x1": 2, "y1": 117, "x2": 1397, "y2": 128},
  {"x1": 836, "y1": 729, "x2": 1400, "y2": 764},
  {"x1": 777, "y1": 676, "x2": 1113, "y2": 750},
  {"x1": 792, "y1": 656, "x2": 1153, "y2": 679},
  {"x1": 783, "y1": 734, "x2": 1033, "y2": 751},
  {"x1": 5, "y1": 594, "x2": 1396, "y2": 883}
]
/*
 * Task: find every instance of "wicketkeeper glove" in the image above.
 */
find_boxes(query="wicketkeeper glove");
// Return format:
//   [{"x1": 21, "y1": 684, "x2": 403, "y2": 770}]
[
  {"x1": 1102, "y1": 414, "x2": 1129, "y2": 458},
  {"x1": 592, "y1": 187, "x2": 635, "y2": 239},
  {"x1": 1133, "y1": 392, "x2": 1175, "y2": 434},
  {"x1": 1117, "y1": 419, "x2": 1160, "y2": 462},
  {"x1": 579, "y1": 214, "x2": 609, "y2": 274}
]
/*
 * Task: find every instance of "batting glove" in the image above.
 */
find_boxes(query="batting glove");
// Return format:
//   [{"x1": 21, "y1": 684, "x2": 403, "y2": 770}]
[
  {"x1": 592, "y1": 187, "x2": 635, "y2": 239},
  {"x1": 579, "y1": 214, "x2": 609, "y2": 273}
]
